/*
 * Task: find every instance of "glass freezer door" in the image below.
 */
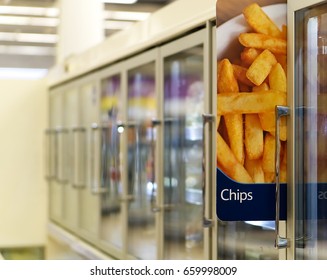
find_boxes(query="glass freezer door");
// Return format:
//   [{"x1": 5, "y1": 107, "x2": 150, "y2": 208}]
[
  {"x1": 78, "y1": 81, "x2": 101, "y2": 242},
  {"x1": 291, "y1": 0, "x2": 327, "y2": 259},
  {"x1": 126, "y1": 55, "x2": 157, "y2": 259},
  {"x1": 99, "y1": 73, "x2": 124, "y2": 257},
  {"x1": 161, "y1": 29, "x2": 210, "y2": 260}
]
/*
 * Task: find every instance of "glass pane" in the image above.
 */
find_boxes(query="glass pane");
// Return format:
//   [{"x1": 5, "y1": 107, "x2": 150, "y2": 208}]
[
  {"x1": 49, "y1": 92, "x2": 63, "y2": 222},
  {"x1": 163, "y1": 45, "x2": 204, "y2": 259},
  {"x1": 62, "y1": 89, "x2": 79, "y2": 228},
  {"x1": 127, "y1": 62, "x2": 156, "y2": 259},
  {"x1": 100, "y1": 74, "x2": 124, "y2": 250},
  {"x1": 295, "y1": 3, "x2": 327, "y2": 260},
  {"x1": 79, "y1": 83, "x2": 99, "y2": 235}
]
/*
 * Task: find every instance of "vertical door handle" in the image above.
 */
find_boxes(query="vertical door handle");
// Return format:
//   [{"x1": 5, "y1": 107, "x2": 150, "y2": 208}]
[
  {"x1": 150, "y1": 119, "x2": 161, "y2": 212},
  {"x1": 202, "y1": 113, "x2": 215, "y2": 228},
  {"x1": 275, "y1": 105, "x2": 290, "y2": 249},
  {"x1": 90, "y1": 123, "x2": 108, "y2": 194},
  {"x1": 55, "y1": 127, "x2": 69, "y2": 184},
  {"x1": 44, "y1": 129, "x2": 55, "y2": 180},
  {"x1": 72, "y1": 126, "x2": 86, "y2": 189}
]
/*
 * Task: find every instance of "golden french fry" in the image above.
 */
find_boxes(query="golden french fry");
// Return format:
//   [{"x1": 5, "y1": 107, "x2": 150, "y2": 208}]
[
  {"x1": 217, "y1": 90, "x2": 286, "y2": 115},
  {"x1": 281, "y1": 24, "x2": 287, "y2": 40},
  {"x1": 239, "y1": 33, "x2": 287, "y2": 55},
  {"x1": 262, "y1": 134, "x2": 277, "y2": 173},
  {"x1": 216, "y1": 115, "x2": 221, "y2": 131},
  {"x1": 252, "y1": 82, "x2": 270, "y2": 92},
  {"x1": 232, "y1": 64, "x2": 254, "y2": 87},
  {"x1": 275, "y1": 54, "x2": 287, "y2": 74},
  {"x1": 224, "y1": 114, "x2": 244, "y2": 164},
  {"x1": 243, "y1": 3, "x2": 283, "y2": 38},
  {"x1": 245, "y1": 158, "x2": 265, "y2": 183},
  {"x1": 240, "y1": 47, "x2": 262, "y2": 67},
  {"x1": 246, "y1": 49, "x2": 277, "y2": 86},
  {"x1": 259, "y1": 114, "x2": 287, "y2": 141},
  {"x1": 259, "y1": 112, "x2": 274, "y2": 131},
  {"x1": 269, "y1": 63, "x2": 287, "y2": 92},
  {"x1": 264, "y1": 172, "x2": 275, "y2": 183},
  {"x1": 217, "y1": 133, "x2": 253, "y2": 183},
  {"x1": 217, "y1": 59, "x2": 244, "y2": 164},
  {"x1": 244, "y1": 114, "x2": 263, "y2": 160},
  {"x1": 217, "y1": 59, "x2": 239, "y2": 93},
  {"x1": 280, "y1": 142, "x2": 287, "y2": 183}
]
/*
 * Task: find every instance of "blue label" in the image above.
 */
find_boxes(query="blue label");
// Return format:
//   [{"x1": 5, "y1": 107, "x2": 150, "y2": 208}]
[{"x1": 216, "y1": 168, "x2": 287, "y2": 221}]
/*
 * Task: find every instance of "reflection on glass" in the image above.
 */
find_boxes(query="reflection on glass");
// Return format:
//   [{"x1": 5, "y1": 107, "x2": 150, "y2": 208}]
[
  {"x1": 163, "y1": 46, "x2": 204, "y2": 260},
  {"x1": 127, "y1": 62, "x2": 156, "y2": 259},
  {"x1": 100, "y1": 75, "x2": 123, "y2": 250},
  {"x1": 79, "y1": 83, "x2": 99, "y2": 236},
  {"x1": 295, "y1": 4, "x2": 327, "y2": 260}
]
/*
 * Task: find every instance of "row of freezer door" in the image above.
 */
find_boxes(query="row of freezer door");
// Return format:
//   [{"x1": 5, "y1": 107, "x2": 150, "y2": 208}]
[{"x1": 45, "y1": 28, "x2": 216, "y2": 260}]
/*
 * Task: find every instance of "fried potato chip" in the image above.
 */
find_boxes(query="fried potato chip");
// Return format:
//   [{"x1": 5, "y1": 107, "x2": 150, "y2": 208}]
[
  {"x1": 217, "y1": 59, "x2": 244, "y2": 164},
  {"x1": 246, "y1": 49, "x2": 277, "y2": 86},
  {"x1": 240, "y1": 47, "x2": 262, "y2": 67},
  {"x1": 245, "y1": 157, "x2": 265, "y2": 183},
  {"x1": 232, "y1": 64, "x2": 255, "y2": 87},
  {"x1": 217, "y1": 59, "x2": 239, "y2": 93},
  {"x1": 243, "y1": 3, "x2": 283, "y2": 38},
  {"x1": 262, "y1": 133, "x2": 277, "y2": 173},
  {"x1": 280, "y1": 142, "x2": 287, "y2": 183},
  {"x1": 245, "y1": 114, "x2": 263, "y2": 160},
  {"x1": 264, "y1": 172, "x2": 275, "y2": 183},
  {"x1": 217, "y1": 133, "x2": 253, "y2": 183},
  {"x1": 269, "y1": 63, "x2": 287, "y2": 92},
  {"x1": 217, "y1": 90, "x2": 287, "y2": 115},
  {"x1": 252, "y1": 82, "x2": 270, "y2": 92},
  {"x1": 239, "y1": 33, "x2": 287, "y2": 55}
]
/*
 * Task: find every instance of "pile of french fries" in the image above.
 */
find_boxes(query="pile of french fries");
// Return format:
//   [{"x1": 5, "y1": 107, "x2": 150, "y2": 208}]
[{"x1": 217, "y1": 3, "x2": 287, "y2": 184}]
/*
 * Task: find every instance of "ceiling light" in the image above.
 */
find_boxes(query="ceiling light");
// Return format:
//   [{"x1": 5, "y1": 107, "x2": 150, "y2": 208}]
[
  {"x1": 104, "y1": 10, "x2": 150, "y2": 21},
  {"x1": 0, "y1": 15, "x2": 58, "y2": 27},
  {"x1": 0, "y1": 32, "x2": 57, "y2": 44},
  {"x1": 102, "y1": 0, "x2": 138, "y2": 4},
  {"x1": 0, "y1": 6, "x2": 59, "y2": 17},
  {"x1": 0, "y1": 45, "x2": 55, "y2": 56},
  {"x1": 0, "y1": 67, "x2": 48, "y2": 79}
]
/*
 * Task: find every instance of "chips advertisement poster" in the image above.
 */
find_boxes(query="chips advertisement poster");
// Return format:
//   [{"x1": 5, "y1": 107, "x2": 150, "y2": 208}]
[{"x1": 215, "y1": 0, "x2": 287, "y2": 221}]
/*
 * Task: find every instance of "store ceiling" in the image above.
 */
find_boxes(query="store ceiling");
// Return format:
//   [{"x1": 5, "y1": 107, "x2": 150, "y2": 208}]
[{"x1": 0, "y1": 0, "x2": 175, "y2": 73}]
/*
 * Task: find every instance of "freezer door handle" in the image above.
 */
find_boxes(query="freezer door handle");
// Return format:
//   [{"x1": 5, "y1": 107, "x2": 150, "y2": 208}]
[
  {"x1": 90, "y1": 123, "x2": 108, "y2": 194},
  {"x1": 202, "y1": 113, "x2": 215, "y2": 228},
  {"x1": 72, "y1": 126, "x2": 86, "y2": 189},
  {"x1": 55, "y1": 127, "x2": 69, "y2": 184},
  {"x1": 150, "y1": 119, "x2": 161, "y2": 213},
  {"x1": 274, "y1": 105, "x2": 290, "y2": 249},
  {"x1": 44, "y1": 129, "x2": 55, "y2": 180}
]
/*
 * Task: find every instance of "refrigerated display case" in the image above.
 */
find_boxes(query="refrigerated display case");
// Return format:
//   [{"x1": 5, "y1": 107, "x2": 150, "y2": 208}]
[
  {"x1": 78, "y1": 78, "x2": 101, "y2": 244},
  {"x1": 124, "y1": 49, "x2": 158, "y2": 260},
  {"x1": 48, "y1": 88, "x2": 65, "y2": 225},
  {"x1": 98, "y1": 64, "x2": 125, "y2": 259},
  {"x1": 289, "y1": 0, "x2": 327, "y2": 260},
  {"x1": 46, "y1": 0, "x2": 218, "y2": 260},
  {"x1": 159, "y1": 28, "x2": 215, "y2": 260},
  {"x1": 48, "y1": 83, "x2": 81, "y2": 234}
]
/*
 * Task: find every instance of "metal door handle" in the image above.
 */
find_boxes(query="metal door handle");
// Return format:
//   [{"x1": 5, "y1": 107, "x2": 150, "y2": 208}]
[
  {"x1": 90, "y1": 123, "x2": 108, "y2": 194},
  {"x1": 55, "y1": 127, "x2": 69, "y2": 184},
  {"x1": 150, "y1": 119, "x2": 161, "y2": 212},
  {"x1": 202, "y1": 113, "x2": 215, "y2": 228},
  {"x1": 275, "y1": 105, "x2": 290, "y2": 249},
  {"x1": 72, "y1": 126, "x2": 86, "y2": 189},
  {"x1": 44, "y1": 129, "x2": 55, "y2": 180}
]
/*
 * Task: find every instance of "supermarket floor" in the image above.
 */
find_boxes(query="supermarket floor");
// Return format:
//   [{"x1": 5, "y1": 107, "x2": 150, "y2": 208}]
[{"x1": 0, "y1": 223, "x2": 114, "y2": 260}]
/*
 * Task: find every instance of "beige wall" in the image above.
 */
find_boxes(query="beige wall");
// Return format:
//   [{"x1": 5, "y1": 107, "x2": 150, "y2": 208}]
[{"x1": 0, "y1": 79, "x2": 48, "y2": 247}]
